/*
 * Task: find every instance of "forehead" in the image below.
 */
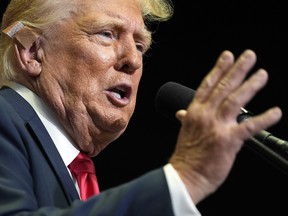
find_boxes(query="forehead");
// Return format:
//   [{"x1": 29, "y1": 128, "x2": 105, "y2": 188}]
[
  {"x1": 67, "y1": 0, "x2": 150, "y2": 39},
  {"x1": 73, "y1": 0, "x2": 143, "y2": 22},
  {"x1": 41, "y1": 0, "x2": 152, "y2": 47},
  {"x1": 64, "y1": 0, "x2": 145, "y2": 30}
]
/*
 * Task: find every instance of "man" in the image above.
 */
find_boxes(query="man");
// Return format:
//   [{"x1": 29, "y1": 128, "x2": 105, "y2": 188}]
[{"x1": 0, "y1": 0, "x2": 282, "y2": 215}]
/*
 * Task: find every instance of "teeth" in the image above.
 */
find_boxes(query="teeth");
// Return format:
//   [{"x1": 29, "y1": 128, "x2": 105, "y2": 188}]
[{"x1": 112, "y1": 92, "x2": 121, "y2": 99}]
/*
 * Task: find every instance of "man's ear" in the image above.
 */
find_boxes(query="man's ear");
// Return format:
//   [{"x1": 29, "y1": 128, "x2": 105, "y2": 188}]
[{"x1": 13, "y1": 27, "x2": 42, "y2": 77}]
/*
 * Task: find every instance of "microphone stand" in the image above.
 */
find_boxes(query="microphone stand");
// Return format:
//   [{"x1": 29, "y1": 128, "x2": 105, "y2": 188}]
[
  {"x1": 238, "y1": 107, "x2": 288, "y2": 175},
  {"x1": 245, "y1": 136, "x2": 288, "y2": 176}
]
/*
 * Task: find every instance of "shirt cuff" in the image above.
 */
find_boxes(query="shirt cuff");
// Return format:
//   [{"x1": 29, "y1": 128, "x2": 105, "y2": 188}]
[{"x1": 164, "y1": 163, "x2": 202, "y2": 216}]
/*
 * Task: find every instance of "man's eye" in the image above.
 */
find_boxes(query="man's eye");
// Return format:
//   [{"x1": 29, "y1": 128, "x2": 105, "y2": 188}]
[
  {"x1": 99, "y1": 31, "x2": 113, "y2": 39},
  {"x1": 136, "y1": 43, "x2": 145, "y2": 53}
]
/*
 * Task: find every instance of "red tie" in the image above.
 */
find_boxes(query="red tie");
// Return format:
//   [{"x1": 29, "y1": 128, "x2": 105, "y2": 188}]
[{"x1": 68, "y1": 152, "x2": 100, "y2": 200}]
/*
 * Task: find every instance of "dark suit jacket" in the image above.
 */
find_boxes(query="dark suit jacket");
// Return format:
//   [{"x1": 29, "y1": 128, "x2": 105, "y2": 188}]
[{"x1": 0, "y1": 87, "x2": 174, "y2": 215}]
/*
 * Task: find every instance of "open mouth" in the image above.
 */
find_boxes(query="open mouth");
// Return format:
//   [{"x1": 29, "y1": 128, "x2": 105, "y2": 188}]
[
  {"x1": 111, "y1": 88, "x2": 127, "y2": 99},
  {"x1": 106, "y1": 84, "x2": 132, "y2": 106}
]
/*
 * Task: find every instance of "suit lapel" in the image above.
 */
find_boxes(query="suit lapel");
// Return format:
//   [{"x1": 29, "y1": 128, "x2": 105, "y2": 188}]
[{"x1": 0, "y1": 87, "x2": 80, "y2": 202}]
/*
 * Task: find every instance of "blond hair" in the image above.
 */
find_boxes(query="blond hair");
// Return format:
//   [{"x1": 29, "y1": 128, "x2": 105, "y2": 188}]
[{"x1": 0, "y1": 0, "x2": 173, "y2": 85}]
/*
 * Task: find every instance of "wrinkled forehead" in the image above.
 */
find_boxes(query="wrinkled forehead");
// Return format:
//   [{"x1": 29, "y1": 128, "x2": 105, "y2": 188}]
[
  {"x1": 2, "y1": 0, "x2": 150, "y2": 27},
  {"x1": 57, "y1": 0, "x2": 146, "y2": 27}
]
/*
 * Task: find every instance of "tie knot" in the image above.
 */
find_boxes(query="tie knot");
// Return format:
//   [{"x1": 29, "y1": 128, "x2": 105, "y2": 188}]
[
  {"x1": 68, "y1": 152, "x2": 100, "y2": 199},
  {"x1": 68, "y1": 152, "x2": 95, "y2": 175}
]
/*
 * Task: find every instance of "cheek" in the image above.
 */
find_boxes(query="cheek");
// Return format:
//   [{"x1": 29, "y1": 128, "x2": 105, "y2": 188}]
[
  {"x1": 55, "y1": 49, "x2": 115, "y2": 87},
  {"x1": 93, "y1": 48, "x2": 114, "y2": 65},
  {"x1": 71, "y1": 40, "x2": 115, "y2": 68},
  {"x1": 47, "y1": 37, "x2": 115, "y2": 73}
]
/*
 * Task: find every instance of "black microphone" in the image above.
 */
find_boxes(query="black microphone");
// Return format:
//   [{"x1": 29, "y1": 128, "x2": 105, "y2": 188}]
[{"x1": 155, "y1": 81, "x2": 288, "y2": 159}]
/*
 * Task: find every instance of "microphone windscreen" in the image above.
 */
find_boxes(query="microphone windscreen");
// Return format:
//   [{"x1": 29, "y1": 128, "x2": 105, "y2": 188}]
[{"x1": 155, "y1": 82, "x2": 195, "y2": 121}]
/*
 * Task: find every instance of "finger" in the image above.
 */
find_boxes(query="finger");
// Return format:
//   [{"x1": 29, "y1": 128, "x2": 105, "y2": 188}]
[
  {"x1": 175, "y1": 110, "x2": 187, "y2": 123},
  {"x1": 195, "y1": 50, "x2": 234, "y2": 103},
  {"x1": 219, "y1": 69, "x2": 269, "y2": 120},
  {"x1": 207, "y1": 49, "x2": 257, "y2": 109},
  {"x1": 194, "y1": 50, "x2": 256, "y2": 113},
  {"x1": 235, "y1": 107, "x2": 282, "y2": 141}
]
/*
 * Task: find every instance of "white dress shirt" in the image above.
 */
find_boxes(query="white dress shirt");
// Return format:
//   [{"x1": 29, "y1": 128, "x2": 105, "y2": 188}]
[{"x1": 7, "y1": 82, "x2": 201, "y2": 216}]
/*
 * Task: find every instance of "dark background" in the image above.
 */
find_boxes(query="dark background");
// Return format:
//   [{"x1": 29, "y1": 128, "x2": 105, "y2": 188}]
[{"x1": 2, "y1": 1, "x2": 288, "y2": 215}]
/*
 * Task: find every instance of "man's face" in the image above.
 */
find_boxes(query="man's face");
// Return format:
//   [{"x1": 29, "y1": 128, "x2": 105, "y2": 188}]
[{"x1": 33, "y1": 0, "x2": 151, "y2": 155}]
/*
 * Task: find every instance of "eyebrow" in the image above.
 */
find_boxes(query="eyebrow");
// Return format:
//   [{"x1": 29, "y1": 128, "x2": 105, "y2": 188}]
[{"x1": 90, "y1": 14, "x2": 152, "y2": 50}]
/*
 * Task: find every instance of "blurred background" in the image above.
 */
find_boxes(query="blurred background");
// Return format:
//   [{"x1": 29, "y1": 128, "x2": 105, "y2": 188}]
[{"x1": 2, "y1": 0, "x2": 288, "y2": 215}]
